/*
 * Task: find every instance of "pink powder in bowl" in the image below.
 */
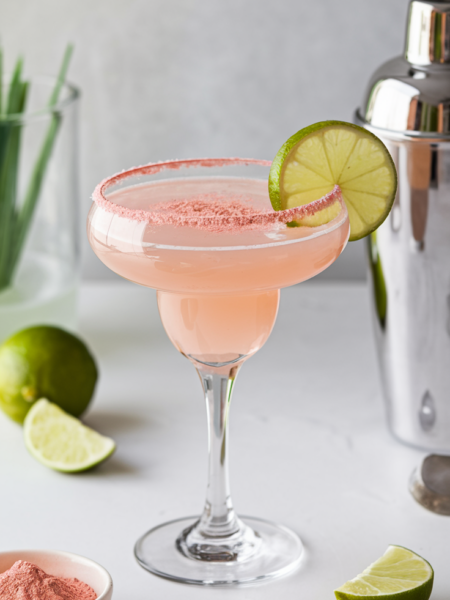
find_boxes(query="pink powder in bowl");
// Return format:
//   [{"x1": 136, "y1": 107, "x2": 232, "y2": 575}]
[{"x1": 0, "y1": 560, "x2": 97, "y2": 600}]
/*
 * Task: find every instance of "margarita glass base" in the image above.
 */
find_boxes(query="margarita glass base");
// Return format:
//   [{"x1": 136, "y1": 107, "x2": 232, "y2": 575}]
[{"x1": 134, "y1": 516, "x2": 303, "y2": 586}]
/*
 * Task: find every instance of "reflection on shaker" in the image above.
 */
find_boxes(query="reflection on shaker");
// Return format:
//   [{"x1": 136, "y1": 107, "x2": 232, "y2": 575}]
[
  {"x1": 408, "y1": 142, "x2": 430, "y2": 250},
  {"x1": 419, "y1": 391, "x2": 436, "y2": 432},
  {"x1": 390, "y1": 144, "x2": 401, "y2": 232},
  {"x1": 367, "y1": 233, "x2": 387, "y2": 330}
]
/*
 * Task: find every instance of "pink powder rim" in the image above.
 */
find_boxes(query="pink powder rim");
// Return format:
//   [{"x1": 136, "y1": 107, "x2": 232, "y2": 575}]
[{"x1": 92, "y1": 157, "x2": 343, "y2": 228}]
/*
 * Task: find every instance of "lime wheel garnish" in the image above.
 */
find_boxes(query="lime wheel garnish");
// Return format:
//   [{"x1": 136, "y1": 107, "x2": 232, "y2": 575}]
[{"x1": 269, "y1": 121, "x2": 397, "y2": 240}]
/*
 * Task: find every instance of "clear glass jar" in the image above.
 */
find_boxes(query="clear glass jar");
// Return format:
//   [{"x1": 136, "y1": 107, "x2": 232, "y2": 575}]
[{"x1": 0, "y1": 76, "x2": 80, "y2": 342}]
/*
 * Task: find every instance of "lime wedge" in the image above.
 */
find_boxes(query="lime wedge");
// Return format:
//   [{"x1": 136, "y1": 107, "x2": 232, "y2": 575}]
[
  {"x1": 335, "y1": 546, "x2": 434, "y2": 600},
  {"x1": 24, "y1": 398, "x2": 115, "y2": 472},
  {"x1": 269, "y1": 121, "x2": 397, "y2": 241}
]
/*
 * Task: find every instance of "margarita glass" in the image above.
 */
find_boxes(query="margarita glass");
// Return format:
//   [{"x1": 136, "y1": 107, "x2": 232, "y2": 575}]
[{"x1": 87, "y1": 158, "x2": 349, "y2": 585}]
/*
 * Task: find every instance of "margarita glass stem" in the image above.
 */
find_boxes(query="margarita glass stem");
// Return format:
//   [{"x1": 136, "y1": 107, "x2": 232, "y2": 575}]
[
  {"x1": 177, "y1": 363, "x2": 261, "y2": 562},
  {"x1": 197, "y1": 365, "x2": 239, "y2": 536}
]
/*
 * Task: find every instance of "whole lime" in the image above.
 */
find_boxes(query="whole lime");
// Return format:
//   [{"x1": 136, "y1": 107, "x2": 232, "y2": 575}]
[{"x1": 0, "y1": 325, "x2": 98, "y2": 424}]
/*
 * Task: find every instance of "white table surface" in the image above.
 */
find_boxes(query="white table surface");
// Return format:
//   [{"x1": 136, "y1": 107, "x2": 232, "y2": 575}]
[{"x1": 1, "y1": 282, "x2": 448, "y2": 600}]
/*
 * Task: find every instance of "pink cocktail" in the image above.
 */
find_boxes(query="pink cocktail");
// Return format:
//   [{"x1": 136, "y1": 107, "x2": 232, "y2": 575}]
[{"x1": 88, "y1": 158, "x2": 349, "y2": 585}]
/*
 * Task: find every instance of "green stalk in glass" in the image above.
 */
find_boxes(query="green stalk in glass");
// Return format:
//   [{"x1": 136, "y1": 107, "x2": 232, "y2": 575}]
[{"x1": 0, "y1": 45, "x2": 73, "y2": 292}]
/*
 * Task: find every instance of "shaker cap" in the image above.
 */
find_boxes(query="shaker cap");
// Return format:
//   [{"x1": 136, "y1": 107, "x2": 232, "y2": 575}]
[
  {"x1": 356, "y1": 0, "x2": 450, "y2": 136},
  {"x1": 406, "y1": 1, "x2": 450, "y2": 65}
]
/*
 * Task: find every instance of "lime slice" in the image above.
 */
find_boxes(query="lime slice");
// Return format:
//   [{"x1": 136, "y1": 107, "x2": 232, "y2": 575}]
[
  {"x1": 335, "y1": 545, "x2": 434, "y2": 600},
  {"x1": 24, "y1": 399, "x2": 115, "y2": 472},
  {"x1": 269, "y1": 121, "x2": 397, "y2": 241}
]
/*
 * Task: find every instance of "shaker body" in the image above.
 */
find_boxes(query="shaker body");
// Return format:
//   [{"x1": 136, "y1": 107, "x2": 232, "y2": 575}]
[
  {"x1": 356, "y1": 0, "x2": 450, "y2": 450},
  {"x1": 366, "y1": 131, "x2": 450, "y2": 451}
]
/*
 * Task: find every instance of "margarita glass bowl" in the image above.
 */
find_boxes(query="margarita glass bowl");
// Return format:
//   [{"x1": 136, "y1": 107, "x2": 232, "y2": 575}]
[{"x1": 87, "y1": 158, "x2": 349, "y2": 586}]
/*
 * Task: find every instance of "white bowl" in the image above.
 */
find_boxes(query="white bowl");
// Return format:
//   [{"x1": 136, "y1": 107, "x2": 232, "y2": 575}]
[{"x1": 0, "y1": 549, "x2": 113, "y2": 600}]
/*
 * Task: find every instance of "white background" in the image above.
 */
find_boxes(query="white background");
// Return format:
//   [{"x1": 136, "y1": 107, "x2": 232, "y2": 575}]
[{"x1": 1, "y1": 0, "x2": 409, "y2": 280}]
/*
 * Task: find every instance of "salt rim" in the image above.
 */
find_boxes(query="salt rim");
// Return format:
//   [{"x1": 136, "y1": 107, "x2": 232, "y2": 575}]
[{"x1": 92, "y1": 157, "x2": 343, "y2": 230}]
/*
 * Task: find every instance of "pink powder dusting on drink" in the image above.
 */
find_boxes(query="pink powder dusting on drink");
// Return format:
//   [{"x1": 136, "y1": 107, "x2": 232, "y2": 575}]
[
  {"x1": 0, "y1": 560, "x2": 97, "y2": 600},
  {"x1": 92, "y1": 157, "x2": 343, "y2": 232},
  {"x1": 145, "y1": 188, "x2": 342, "y2": 232}
]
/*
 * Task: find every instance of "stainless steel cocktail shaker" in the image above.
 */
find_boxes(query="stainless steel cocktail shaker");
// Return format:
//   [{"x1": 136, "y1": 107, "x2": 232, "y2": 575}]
[{"x1": 356, "y1": 0, "x2": 450, "y2": 451}]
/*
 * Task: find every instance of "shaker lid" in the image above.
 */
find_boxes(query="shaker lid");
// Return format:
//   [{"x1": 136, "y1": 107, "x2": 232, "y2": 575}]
[
  {"x1": 357, "y1": 0, "x2": 450, "y2": 136},
  {"x1": 406, "y1": 0, "x2": 450, "y2": 65}
]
